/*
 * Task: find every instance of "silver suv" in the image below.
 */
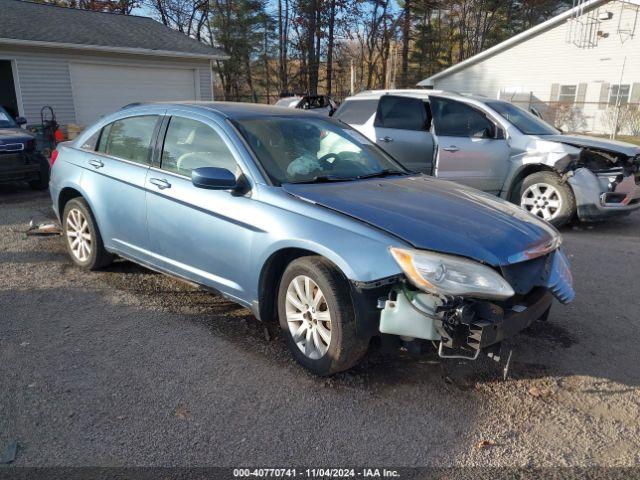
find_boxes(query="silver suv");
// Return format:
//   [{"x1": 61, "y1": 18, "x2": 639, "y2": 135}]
[{"x1": 334, "y1": 89, "x2": 640, "y2": 227}]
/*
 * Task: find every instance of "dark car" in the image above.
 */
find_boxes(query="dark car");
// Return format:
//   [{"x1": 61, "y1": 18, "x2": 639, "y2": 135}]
[
  {"x1": 0, "y1": 106, "x2": 50, "y2": 190},
  {"x1": 275, "y1": 95, "x2": 338, "y2": 116}
]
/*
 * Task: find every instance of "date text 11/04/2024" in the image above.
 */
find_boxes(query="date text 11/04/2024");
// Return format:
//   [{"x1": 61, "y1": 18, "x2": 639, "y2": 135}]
[{"x1": 232, "y1": 468, "x2": 401, "y2": 478}]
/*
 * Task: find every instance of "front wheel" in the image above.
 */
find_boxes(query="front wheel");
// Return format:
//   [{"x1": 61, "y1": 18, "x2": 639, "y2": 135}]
[
  {"x1": 277, "y1": 256, "x2": 369, "y2": 376},
  {"x1": 515, "y1": 171, "x2": 576, "y2": 228}
]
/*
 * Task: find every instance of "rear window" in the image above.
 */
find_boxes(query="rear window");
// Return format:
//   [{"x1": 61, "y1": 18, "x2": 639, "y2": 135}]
[
  {"x1": 375, "y1": 95, "x2": 428, "y2": 131},
  {"x1": 333, "y1": 99, "x2": 377, "y2": 125},
  {"x1": 97, "y1": 115, "x2": 158, "y2": 164}
]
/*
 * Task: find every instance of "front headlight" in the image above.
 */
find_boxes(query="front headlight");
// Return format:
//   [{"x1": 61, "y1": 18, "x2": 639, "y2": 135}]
[{"x1": 390, "y1": 247, "x2": 515, "y2": 300}]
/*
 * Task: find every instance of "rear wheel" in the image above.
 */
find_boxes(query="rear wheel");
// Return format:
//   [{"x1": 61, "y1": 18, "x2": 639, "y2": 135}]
[
  {"x1": 62, "y1": 198, "x2": 113, "y2": 270},
  {"x1": 515, "y1": 171, "x2": 575, "y2": 227},
  {"x1": 277, "y1": 256, "x2": 369, "y2": 376}
]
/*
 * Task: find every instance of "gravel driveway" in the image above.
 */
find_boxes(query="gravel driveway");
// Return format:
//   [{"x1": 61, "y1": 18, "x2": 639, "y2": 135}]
[{"x1": 1, "y1": 184, "x2": 639, "y2": 468}]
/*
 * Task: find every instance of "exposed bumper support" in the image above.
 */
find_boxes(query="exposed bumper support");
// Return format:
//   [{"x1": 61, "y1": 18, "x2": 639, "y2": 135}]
[{"x1": 568, "y1": 167, "x2": 640, "y2": 221}]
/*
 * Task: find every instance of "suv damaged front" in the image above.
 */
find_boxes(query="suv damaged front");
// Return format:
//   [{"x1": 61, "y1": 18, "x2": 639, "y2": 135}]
[
  {"x1": 543, "y1": 136, "x2": 640, "y2": 221},
  {"x1": 485, "y1": 100, "x2": 640, "y2": 222}
]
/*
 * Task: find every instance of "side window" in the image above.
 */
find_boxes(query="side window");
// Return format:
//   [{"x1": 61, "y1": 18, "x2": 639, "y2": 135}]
[
  {"x1": 79, "y1": 130, "x2": 101, "y2": 151},
  {"x1": 97, "y1": 115, "x2": 158, "y2": 164},
  {"x1": 375, "y1": 95, "x2": 427, "y2": 131},
  {"x1": 333, "y1": 99, "x2": 378, "y2": 125},
  {"x1": 160, "y1": 117, "x2": 238, "y2": 177},
  {"x1": 431, "y1": 97, "x2": 494, "y2": 138}
]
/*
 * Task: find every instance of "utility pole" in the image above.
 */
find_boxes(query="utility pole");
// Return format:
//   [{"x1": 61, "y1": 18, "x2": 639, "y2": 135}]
[
  {"x1": 350, "y1": 59, "x2": 355, "y2": 96},
  {"x1": 612, "y1": 55, "x2": 627, "y2": 140}
]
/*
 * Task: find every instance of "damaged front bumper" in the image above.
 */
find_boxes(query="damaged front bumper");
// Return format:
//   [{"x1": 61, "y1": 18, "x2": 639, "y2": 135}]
[
  {"x1": 354, "y1": 249, "x2": 574, "y2": 361},
  {"x1": 568, "y1": 167, "x2": 640, "y2": 222}
]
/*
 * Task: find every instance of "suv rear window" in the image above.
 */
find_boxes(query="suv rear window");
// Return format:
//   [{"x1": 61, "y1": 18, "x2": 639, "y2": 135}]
[
  {"x1": 333, "y1": 99, "x2": 377, "y2": 124},
  {"x1": 375, "y1": 95, "x2": 428, "y2": 131}
]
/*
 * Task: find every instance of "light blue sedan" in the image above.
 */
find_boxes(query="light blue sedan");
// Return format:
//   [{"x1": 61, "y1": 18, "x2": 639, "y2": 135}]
[{"x1": 49, "y1": 102, "x2": 574, "y2": 375}]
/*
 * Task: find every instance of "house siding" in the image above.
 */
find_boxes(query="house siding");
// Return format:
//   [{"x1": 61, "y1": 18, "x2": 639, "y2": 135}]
[
  {"x1": 0, "y1": 45, "x2": 214, "y2": 125},
  {"x1": 430, "y1": 0, "x2": 640, "y2": 134}
]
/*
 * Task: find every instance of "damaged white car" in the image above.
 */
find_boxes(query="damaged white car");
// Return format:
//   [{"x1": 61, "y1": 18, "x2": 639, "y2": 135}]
[{"x1": 335, "y1": 90, "x2": 640, "y2": 227}]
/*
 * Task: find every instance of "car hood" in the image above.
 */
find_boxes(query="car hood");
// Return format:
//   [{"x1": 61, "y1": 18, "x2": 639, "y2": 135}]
[
  {"x1": 283, "y1": 175, "x2": 559, "y2": 267},
  {"x1": 0, "y1": 127, "x2": 34, "y2": 142},
  {"x1": 541, "y1": 134, "x2": 640, "y2": 157}
]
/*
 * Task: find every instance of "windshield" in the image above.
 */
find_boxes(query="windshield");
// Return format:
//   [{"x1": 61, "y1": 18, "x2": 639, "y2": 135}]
[
  {"x1": 233, "y1": 116, "x2": 407, "y2": 185},
  {"x1": 485, "y1": 100, "x2": 560, "y2": 135},
  {"x1": 0, "y1": 107, "x2": 17, "y2": 128}
]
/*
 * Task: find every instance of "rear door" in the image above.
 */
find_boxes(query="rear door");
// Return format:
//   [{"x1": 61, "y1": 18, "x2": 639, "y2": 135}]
[
  {"x1": 373, "y1": 95, "x2": 434, "y2": 174},
  {"x1": 144, "y1": 113, "x2": 255, "y2": 300},
  {"x1": 80, "y1": 113, "x2": 162, "y2": 259},
  {"x1": 430, "y1": 96, "x2": 509, "y2": 193}
]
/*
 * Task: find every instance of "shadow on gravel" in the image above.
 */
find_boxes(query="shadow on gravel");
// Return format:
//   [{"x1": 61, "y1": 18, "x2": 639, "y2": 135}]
[{"x1": 0, "y1": 250, "x2": 67, "y2": 263}]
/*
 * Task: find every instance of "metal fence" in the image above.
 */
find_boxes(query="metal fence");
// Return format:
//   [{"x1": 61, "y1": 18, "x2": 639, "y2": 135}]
[{"x1": 501, "y1": 97, "x2": 640, "y2": 139}]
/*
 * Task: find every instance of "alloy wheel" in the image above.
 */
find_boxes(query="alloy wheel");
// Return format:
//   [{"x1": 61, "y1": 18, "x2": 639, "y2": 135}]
[
  {"x1": 521, "y1": 183, "x2": 563, "y2": 221},
  {"x1": 66, "y1": 208, "x2": 92, "y2": 262},
  {"x1": 285, "y1": 275, "x2": 332, "y2": 360}
]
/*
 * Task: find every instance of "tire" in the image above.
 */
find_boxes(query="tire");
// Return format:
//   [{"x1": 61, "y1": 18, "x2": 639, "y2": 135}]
[
  {"x1": 514, "y1": 171, "x2": 576, "y2": 228},
  {"x1": 277, "y1": 256, "x2": 369, "y2": 376},
  {"x1": 62, "y1": 197, "x2": 113, "y2": 270},
  {"x1": 28, "y1": 154, "x2": 50, "y2": 191}
]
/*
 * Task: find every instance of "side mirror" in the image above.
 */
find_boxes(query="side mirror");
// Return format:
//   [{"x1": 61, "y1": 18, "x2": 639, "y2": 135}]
[
  {"x1": 191, "y1": 167, "x2": 238, "y2": 190},
  {"x1": 15, "y1": 116, "x2": 27, "y2": 126}
]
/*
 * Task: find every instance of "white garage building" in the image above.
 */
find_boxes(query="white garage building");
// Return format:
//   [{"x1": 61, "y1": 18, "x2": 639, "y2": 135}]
[
  {"x1": 0, "y1": 0, "x2": 226, "y2": 127},
  {"x1": 418, "y1": 0, "x2": 640, "y2": 135}
]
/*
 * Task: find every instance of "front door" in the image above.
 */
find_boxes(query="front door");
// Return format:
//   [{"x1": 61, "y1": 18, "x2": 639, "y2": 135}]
[
  {"x1": 373, "y1": 95, "x2": 435, "y2": 174},
  {"x1": 144, "y1": 113, "x2": 254, "y2": 301},
  {"x1": 430, "y1": 96, "x2": 510, "y2": 194}
]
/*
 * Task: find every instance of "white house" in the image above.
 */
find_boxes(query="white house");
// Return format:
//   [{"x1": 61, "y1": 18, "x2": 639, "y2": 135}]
[
  {"x1": 418, "y1": 0, "x2": 640, "y2": 135},
  {"x1": 0, "y1": 0, "x2": 227, "y2": 128}
]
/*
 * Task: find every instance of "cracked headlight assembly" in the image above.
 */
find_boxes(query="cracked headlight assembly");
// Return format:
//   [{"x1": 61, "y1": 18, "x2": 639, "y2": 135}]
[{"x1": 389, "y1": 247, "x2": 515, "y2": 300}]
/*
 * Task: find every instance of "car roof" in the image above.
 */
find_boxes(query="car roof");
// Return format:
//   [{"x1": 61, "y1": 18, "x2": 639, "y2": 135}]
[
  {"x1": 122, "y1": 101, "x2": 327, "y2": 120},
  {"x1": 346, "y1": 89, "x2": 490, "y2": 103}
]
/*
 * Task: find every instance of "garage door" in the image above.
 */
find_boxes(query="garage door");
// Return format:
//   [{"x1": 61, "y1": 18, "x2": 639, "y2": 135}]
[{"x1": 70, "y1": 63, "x2": 197, "y2": 126}]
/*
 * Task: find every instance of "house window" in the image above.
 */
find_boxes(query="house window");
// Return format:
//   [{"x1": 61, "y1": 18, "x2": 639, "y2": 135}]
[
  {"x1": 558, "y1": 85, "x2": 577, "y2": 103},
  {"x1": 609, "y1": 84, "x2": 630, "y2": 105}
]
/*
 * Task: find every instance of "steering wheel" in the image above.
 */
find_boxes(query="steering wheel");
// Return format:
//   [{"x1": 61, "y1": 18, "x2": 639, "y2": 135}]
[{"x1": 317, "y1": 152, "x2": 340, "y2": 169}]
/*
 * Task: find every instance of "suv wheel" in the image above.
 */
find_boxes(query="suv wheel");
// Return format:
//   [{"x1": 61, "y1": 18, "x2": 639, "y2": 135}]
[
  {"x1": 277, "y1": 256, "x2": 369, "y2": 376},
  {"x1": 515, "y1": 171, "x2": 576, "y2": 227},
  {"x1": 62, "y1": 198, "x2": 113, "y2": 270}
]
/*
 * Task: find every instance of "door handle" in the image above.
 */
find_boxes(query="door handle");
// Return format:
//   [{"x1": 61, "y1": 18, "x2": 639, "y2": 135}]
[
  {"x1": 378, "y1": 136, "x2": 394, "y2": 143},
  {"x1": 149, "y1": 178, "x2": 171, "y2": 190},
  {"x1": 89, "y1": 159, "x2": 104, "y2": 169},
  {"x1": 442, "y1": 145, "x2": 459, "y2": 152}
]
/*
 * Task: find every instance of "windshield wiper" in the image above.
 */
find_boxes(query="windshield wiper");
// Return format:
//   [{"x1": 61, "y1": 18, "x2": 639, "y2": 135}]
[
  {"x1": 356, "y1": 169, "x2": 408, "y2": 180},
  {"x1": 286, "y1": 175, "x2": 356, "y2": 184}
]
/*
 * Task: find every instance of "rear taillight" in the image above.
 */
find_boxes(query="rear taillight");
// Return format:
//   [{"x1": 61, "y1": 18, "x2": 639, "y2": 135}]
[{"x1": 50, "y1": 149, "x2": 59, "y2": 167}]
